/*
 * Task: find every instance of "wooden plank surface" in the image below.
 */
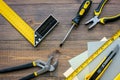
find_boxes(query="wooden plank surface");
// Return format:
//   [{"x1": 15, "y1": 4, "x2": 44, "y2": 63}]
[{"x1": 0, "y1": 0, "x2": 120, "y2": 80}]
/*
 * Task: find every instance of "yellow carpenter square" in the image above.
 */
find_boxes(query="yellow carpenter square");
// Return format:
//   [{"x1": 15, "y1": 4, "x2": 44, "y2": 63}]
[
  {"x1": 0, "y1": 0, "x2": 34, "y2": 45},
  {"x1": 0, "y1": 0, "x2": 58, "y2": 47}
]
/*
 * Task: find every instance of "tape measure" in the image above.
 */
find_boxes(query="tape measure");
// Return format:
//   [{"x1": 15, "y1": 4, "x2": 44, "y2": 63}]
[
  {"x1": 66, "y1": 30, "x2": 120, "y2": 80},
  {"x1": 0, "y1": 0, "x2": 58, "y2": 47},
  {"x1": 114, "y1": 73, "x2": 120, "y2": 80}
]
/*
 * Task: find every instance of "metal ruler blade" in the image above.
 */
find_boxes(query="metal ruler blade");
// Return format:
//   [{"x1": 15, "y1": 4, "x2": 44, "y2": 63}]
[{"x1": 66, "y1": 30, "x2": 120, "y2": 80}]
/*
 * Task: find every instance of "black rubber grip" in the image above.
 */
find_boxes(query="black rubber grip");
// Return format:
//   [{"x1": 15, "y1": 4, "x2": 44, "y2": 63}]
[
  {"x1": 95, "y1": 0, "x2": 108, "y2": 16},
  {"x1": 72, "y1": 0, "x2": 92, "y2": 26},
  {"x1": 103, "y1": 14, "x2": 120, "y2": 24},
  {"x1": 0, "y1": 63, "x2": 33, "y2": 73},
  {"x1": 19, "y1": 73, "x2": 36, "y2": 80}
]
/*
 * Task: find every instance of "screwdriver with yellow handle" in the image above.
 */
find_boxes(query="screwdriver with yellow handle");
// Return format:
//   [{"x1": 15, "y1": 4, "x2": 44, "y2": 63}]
[{"x1": 59, "y1": 0, "x2": 92, "y2": 47}]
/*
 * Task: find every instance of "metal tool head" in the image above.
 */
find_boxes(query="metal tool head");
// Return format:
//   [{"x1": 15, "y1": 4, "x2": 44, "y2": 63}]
[
  {"x1": 35, "y1": 55, "x2": 58, "y2": 73},
  {"x1": 85, "y1": 16, "x2": 100, "y2": 29},
  {"x1": 49, "y1": 60, "x2": 58, "y2": 72},
  {"x1": 46, "y1": 55, "x2": 58, "y2": 72}
]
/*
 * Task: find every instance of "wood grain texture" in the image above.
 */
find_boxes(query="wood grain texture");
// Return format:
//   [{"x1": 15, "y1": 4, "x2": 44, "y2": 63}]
[{"x1": 0, "y1": 0, "x2": 120, "y2": 80}]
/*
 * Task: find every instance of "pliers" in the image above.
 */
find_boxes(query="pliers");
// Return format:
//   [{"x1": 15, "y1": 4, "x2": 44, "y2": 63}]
[
  {"x1": 85, "y1": 0, "x2": 120, "y2": 30},
  {"x1": 0, "y1": 56, "x2": 58, "y2": 80}
]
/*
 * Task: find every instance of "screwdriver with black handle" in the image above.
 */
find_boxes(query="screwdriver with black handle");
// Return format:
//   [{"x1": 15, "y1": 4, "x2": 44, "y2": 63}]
[{"x1": 59, "y1": 0, "x2": 92, "y2": 47}]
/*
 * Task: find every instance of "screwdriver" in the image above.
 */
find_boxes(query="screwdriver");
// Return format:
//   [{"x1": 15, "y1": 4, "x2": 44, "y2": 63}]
[{"x1": 60, "y1": 0, "x2": 92, "y2": 47}]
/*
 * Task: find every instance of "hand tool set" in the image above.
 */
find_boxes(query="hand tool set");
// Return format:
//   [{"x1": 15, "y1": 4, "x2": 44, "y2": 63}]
[
  {"x1": 65, "y1": 30, "x2": 120, "y2": 80},
  {"x1": 60, "y1": 0, "x2": 120, "y2": 47},
  {"x1": 0, "y1": 0, "x2": 120, "y2": 80}
]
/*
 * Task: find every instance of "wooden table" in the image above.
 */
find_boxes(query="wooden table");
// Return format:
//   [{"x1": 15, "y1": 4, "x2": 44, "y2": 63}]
[{"x1": 0, "y1": 0, "x2": 120, "y2": 80}]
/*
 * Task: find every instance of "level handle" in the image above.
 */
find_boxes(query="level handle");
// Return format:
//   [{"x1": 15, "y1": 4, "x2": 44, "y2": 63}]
[
  {"x1": 94, "y1": 0, "x2": 109, "y2": 16},
  {"x1": 72, "y1": 0, "x2": 92, "y2": 26},
  {"x1": 0, "y1": 62, "x2": 36, "y2": 73},
  {"x1": 100, "y1": 14, "x2": 120, "y2": 24}
]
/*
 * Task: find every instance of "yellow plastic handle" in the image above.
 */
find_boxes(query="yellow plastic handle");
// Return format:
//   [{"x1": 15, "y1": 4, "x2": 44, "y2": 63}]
[
  {"x1": 85, "y1": 57, "x2": 112, "y2": 80},
  {"x1": 94, "y1": 0, "x2": 108, "y2": 16},
  {"x1": 100, "y1": 14, "x2": 120, "y2": 24}
]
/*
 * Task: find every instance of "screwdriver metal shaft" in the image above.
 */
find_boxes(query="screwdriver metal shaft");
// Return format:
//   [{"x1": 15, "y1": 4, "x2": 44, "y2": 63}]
[
  {"x1": 60, "y1": 24, "x2": 75, "y2": 47},
  {"x1": 59, "y1": 0, "x2": 92, "y2": 47}
]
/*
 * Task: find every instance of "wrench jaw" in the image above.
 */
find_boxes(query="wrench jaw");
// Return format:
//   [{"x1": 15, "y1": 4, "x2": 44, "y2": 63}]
[
  {"x1": 35, "y1": 54, "x2": 58, "y2": 69},
  {"x1": 35, "y1": 56, "x2": 58, "y2": 75},
  {"x1": 46, "y1": 55, "x2": 58, "y2": 72},
  {"x1": 85, "y1": 16, "x2": 100, "y2": 30},
  {"x1": 49, "y1": 60, "x2": 58, "y2": 72},
  {"x1": 52, "y1": 60, "x2": 58, "y2": 70}
]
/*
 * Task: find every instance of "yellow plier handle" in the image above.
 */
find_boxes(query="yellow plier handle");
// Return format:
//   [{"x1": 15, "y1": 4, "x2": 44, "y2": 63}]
[
  {"x1": 100, "y1": 14, "x2": 120, "y2": 24},
  {"x1": 94, "y1": 0, "x2": 109, "y2": 16}
]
